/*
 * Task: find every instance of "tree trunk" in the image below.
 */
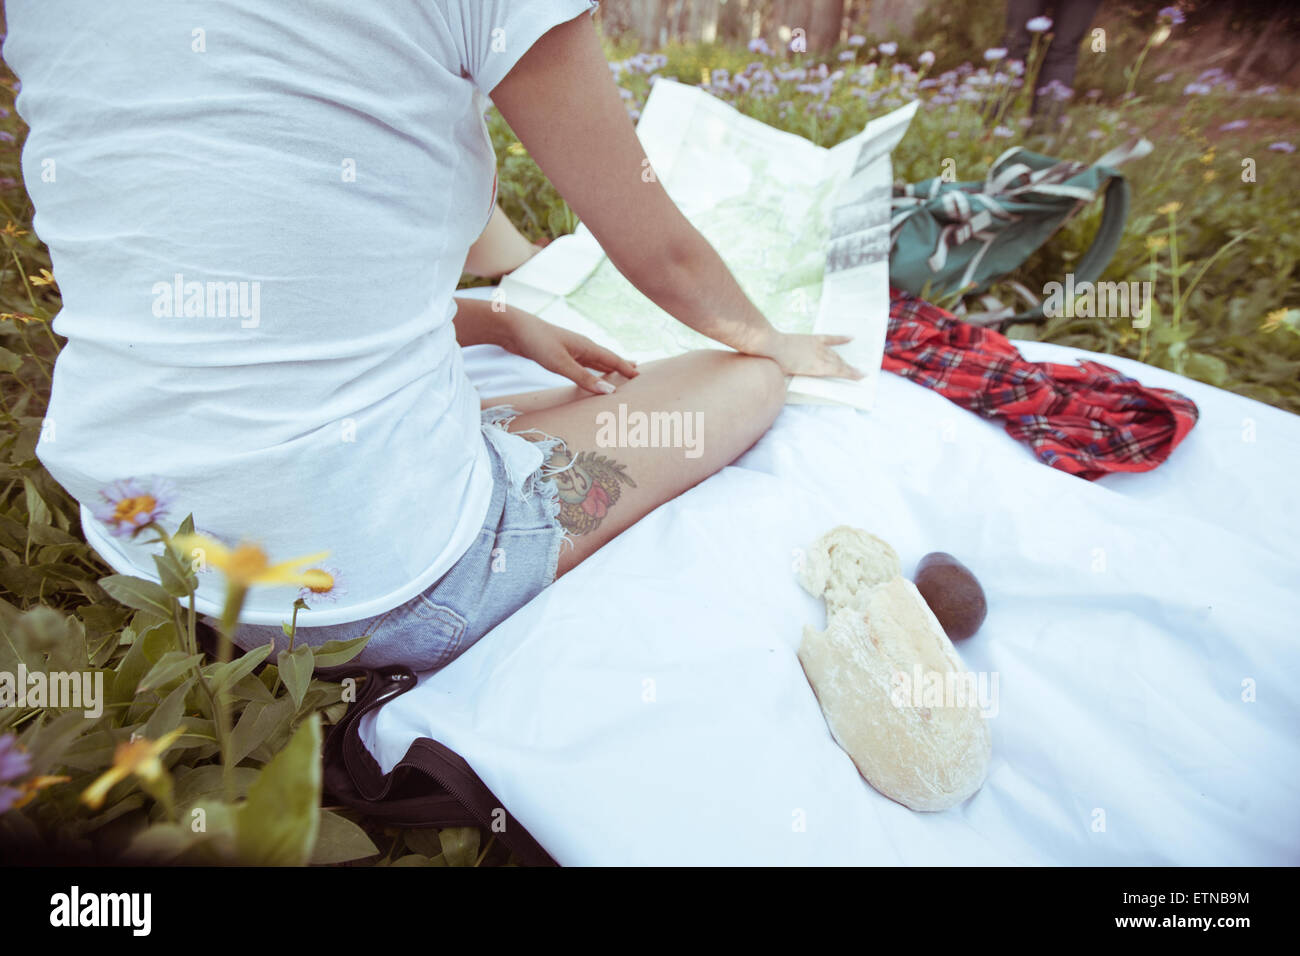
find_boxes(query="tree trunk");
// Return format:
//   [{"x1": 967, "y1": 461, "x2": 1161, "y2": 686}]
[{"x1": 807, "y1": 0, "x2": 845, "y2": 52}]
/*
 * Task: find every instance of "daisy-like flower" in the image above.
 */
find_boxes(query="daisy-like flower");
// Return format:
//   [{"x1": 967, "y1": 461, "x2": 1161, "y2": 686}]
[
  {"x1": 1026, "y1": 16, "x2": 1053, "y2": 33},
  {"x1": 1268, "y1": 141, "x2": 1296, "y2": 153},
  {"x1": 1145, "y1": 235, "x2": 1169, "y2": 253},
  {"x1": 877, "y1": 42, "x2": 898, "y2": 56},
  {"x1": 1038, "y1": 79, "x2": 1074, "y2": 101},
  {"x1": 170, "y1": 532, "x2": 330, "y2": 591},
  {"x1": 838, "y1": 50, "x2": 855, "y2": 62},
  {"x1": 1, "y1": 734, "x2": 32, "y2": 813},
  {"x1": 993, "y1": 125, "x2": 1015, "y2": 138},
  {"x1": 91, "y1": 477, "x2": 176, "y2": 539},
  {"x1": 918, "y1": 50, "x2": 936, "y2": 68},
  {"x1": 984, "y1": 47, "x2": 1007, "y2": 62},
  {"x1": 848, "y1": 35, "x2": 867, "y2": 48},
  {"x1": 1183, "y1": 82, "x2": 1212, "y2": 95},
  {"x1": 748, "y1": 37, "x2": 772, "y2": 56},
  {"x1": 80, "y1": 729, "x2": 184, "y2": 810},
  {"x1": 297, "y1": 563, "x2": 344, "y2": 608},
  {"x1": 28, "y1": 267, "x2": 57, "y2": 287},
  {"x1": 1255, "y1": 84, "x2": 1277, "y2": 95},
  {"x1": 1154, "y1": 72, "x2": 1174, "y2": 83},
  {"x1": 1158, "y1": 6, "x2": 1186, "y2": 25}
]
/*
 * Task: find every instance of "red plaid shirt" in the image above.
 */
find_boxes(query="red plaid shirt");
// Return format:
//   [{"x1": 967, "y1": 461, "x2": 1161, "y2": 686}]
[{"x1": 882, "y1": 289, "x2": 1199, "y2": 480}]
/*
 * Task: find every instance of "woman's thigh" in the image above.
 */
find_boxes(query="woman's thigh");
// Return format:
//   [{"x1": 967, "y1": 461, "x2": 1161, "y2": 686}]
[{"x1": 506, "y1": 348, "x2": 788, "y2": 576}]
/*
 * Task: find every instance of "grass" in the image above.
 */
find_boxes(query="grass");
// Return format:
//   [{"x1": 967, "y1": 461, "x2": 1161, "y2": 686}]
[{"x1": 0, "y1": 6, "x2": 1296, "y2": 865}]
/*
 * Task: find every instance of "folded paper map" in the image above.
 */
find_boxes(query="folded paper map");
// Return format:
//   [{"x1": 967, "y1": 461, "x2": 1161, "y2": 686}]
[{"x1": 499, "y1": 78, "x2": 917, "y2": 410}]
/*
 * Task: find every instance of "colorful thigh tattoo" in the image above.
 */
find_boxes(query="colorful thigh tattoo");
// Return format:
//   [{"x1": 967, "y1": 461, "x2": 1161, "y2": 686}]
[{"x1": 545, "y1": 446, "x2": 636, "y2": 536}]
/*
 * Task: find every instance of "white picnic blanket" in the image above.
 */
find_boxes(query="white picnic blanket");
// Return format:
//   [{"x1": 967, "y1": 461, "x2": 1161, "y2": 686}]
[{"x1": 362, "y1": 296, "x2": 1300, "y2": 865}]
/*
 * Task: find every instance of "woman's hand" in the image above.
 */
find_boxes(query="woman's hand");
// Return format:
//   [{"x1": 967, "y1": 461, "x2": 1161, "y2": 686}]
[
  {"x1": 742, "y1": 329, "x2": 865, "y2": 380},
  {"x1": 499, "y1": 307, "x2": 639, "y2": 394}
]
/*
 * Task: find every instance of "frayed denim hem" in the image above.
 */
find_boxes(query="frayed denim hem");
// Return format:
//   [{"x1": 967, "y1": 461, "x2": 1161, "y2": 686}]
[{"x1": 480, "y1": 404, "x2": 576, "y2": 579}]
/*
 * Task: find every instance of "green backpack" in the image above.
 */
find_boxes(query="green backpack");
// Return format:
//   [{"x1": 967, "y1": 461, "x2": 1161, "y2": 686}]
[{"x1": 888, "y1": 138, "x2": 1152, "y2": 329}]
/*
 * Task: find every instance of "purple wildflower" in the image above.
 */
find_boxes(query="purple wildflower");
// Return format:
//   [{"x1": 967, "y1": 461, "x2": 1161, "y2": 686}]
[
  {"x1": 848, "y1": 35, "x2": 867, "y2": 48},
  {"x1": 1183, "y1": 82, "x2": 1212, "y2": 95},
  {"x1": 1218, "y1": 120, "x2": 1248, "y2": 132},
  {"x1": 92, "y1": 477, "x2": 176, "y2": 538},
  {"x1": 839, "y1": 50, "x2": 856, "y2": 62},
  {"x1": 1268, "y1": 142, "x2": 1296, "y2": 153},
  {"x1": 1038, "y1": 79, "x2": 1074, "y2": 101},
  {"x1": 993, "y1": 125, "x2": 1015, "y2": 138},
  {"x1": 1026, "y1": 16, "x2": 1053, "y2": 33},
  {"x1": 878, "y1": 42, "x2": 898, "y2": 56},
  {"x1": 748, "y1": 37, "x2": 772, "y2": 56},
  {"x1": 984, "y1": 47, "x2": 1007, "y2": 62},
  {"x1": 1158, "y1": 6, "x2": 1186, "y2": 26},
  {"x1": 918, "y1": 50, "x2": 936, "y2": 68},
  {"x1": 1154, "y1": 72, "x2": 1174, "y2": 83},
  {"x1": 0, "y1": 734, "x2": 32, "y2": 813}
]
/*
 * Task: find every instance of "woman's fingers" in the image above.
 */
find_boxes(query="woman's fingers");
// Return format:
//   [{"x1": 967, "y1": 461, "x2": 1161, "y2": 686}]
[
  {"x1": 557, "y1": 353, "x2": 618, "y2": 394},
  {"x1": 573, "y1": 338, "x2": 639, "y2": 379}
]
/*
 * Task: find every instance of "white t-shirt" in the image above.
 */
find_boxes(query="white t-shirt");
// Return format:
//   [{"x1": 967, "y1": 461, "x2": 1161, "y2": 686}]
[{"x1": 5, "y1": 0, "x2": 599, "y2": 626}]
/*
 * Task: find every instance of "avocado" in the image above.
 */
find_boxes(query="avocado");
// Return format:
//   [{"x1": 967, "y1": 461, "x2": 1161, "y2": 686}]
[{"x1": 913, "y1": 552, "x2": 987, "y2": 640}]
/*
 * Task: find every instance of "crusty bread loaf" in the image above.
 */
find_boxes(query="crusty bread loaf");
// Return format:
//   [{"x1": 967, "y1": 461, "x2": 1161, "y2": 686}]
[
  {"x1": 797, "y1": 528, "x2": 992, "y2": 812},
  {"x1": 797, "y1": 525, "x2": 901, "y2": 612}
]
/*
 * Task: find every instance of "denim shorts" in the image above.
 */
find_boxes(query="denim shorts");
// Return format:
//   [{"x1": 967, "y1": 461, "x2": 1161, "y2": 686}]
[{"x1": 223, "y1": 406, "x2": 571, "y2": 673}]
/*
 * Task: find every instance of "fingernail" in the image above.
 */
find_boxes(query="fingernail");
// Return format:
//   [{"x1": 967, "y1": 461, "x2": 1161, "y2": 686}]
[{"x1": 594, "y1": 380, "x2": 616, "y2": 394}]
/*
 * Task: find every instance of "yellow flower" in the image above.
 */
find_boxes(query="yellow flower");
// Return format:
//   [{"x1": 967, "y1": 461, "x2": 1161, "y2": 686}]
[
  {"x1": 700, "y1": 67, "x2": 710, "y2": 85},
  {"x1": 80, "y1": 729, "x2": 184, "y2": 810},
  {"x1": 11, "y1": 774, "x2": 72, "y2": 810},
  {"x1": 507, "y1": 141, "x2": 527, "y2": 156},
  {"x1": 1260, "y1": 308, "x2": 1288, "y2": 333},
  {"x1": 170, "y1": 533, "x2": 330, "y2": 589},
  {"x1": 1200, "y1": 150, "x2": 1215, "y2": 165},
  {"x1": 28, "y1": 268, "x2": 57, "y2": 287},
  {"x1": 1145, "y1": 235, "x2": 1168, "y2": 253},
  {"x1": 1157, "y1": 201, "x2": 1181, "y2": 215},
  {"x1": 1, "y1": 221, "x2": 29, "y2": 238},
  {"x1": 0, "y1": 311, "x2": 41, "y2": 324},
  {"x1": 1202, "y1": 169, "x2": 1216, "y2": 183}
]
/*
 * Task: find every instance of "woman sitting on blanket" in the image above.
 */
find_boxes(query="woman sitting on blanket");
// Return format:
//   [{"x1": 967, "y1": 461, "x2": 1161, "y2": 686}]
[{"x1": 10, "y1": 0, "x2": 859, "y2": 671}]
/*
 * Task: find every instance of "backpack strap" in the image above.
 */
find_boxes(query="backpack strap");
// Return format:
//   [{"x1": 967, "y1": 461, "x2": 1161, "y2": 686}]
[
  {"x1": 979, "y1": 174, "x2": 1132, "y2": 330},
  {"x1": 318, "y1": 662, "x2": 559, "y2": 867}
]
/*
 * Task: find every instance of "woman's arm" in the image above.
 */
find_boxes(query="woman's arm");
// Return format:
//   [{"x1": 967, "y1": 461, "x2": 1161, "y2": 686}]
[
  {"x1": 463, "y1": 204, "x2": 546, "y2": 278},
  {"x1": 490, "y1": 15, "x2": 860, "y2": 380}
]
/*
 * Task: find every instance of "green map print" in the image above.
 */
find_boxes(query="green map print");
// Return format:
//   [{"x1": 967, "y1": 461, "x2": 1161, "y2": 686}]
[{"x1": 565, "y1": 143, "x2": 839, "y2": 355}]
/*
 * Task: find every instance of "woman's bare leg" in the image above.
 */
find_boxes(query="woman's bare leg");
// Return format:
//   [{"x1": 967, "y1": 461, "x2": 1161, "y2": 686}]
[
  {"x1": 504, "y1": 348, "x2": 788, "y2": 577},
  {"x1": 480, "y1": 376, "x2": 620, "y2": 415}
]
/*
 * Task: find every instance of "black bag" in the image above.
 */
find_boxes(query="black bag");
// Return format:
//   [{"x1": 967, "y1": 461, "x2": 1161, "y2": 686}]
[{"x1": 317, "y1": 663, "x2": 558, "y2": 867}]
